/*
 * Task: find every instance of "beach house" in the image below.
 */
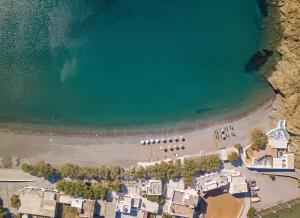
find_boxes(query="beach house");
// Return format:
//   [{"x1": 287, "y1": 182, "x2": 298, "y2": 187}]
[
  {"x1": 194, "y1": 169, "x2": 248, "y2": 195},
  {"x1": 244, "y1": 120, "x2": 295, "y2": 170},
  {"x1": 18, "y1": 187, "x2": 58, "y2": 218},
  {"x1": 163, "y1": 188, "x2": 199, "y2": 218}
]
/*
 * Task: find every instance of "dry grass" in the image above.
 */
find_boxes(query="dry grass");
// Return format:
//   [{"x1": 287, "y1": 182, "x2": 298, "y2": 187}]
[
  {"x1": 57, "y1": 204, "x2": 80, "y2": 218},
  {"x1": 245, "y1": 147, "x2": 254, "y2": 165},
  {"x1": 205, "y1": 193, "x2": 243, "y2": 218}
]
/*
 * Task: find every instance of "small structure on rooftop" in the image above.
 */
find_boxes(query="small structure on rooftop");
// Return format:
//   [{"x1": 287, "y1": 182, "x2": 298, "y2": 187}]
[{"x1": 144, "y1": 179, "x2": 163, "y2": 196}]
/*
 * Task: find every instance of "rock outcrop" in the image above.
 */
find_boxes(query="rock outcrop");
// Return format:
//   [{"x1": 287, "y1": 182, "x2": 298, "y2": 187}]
[{"x1": 267, "y1": 0, "x2": 300, "y2": 167}]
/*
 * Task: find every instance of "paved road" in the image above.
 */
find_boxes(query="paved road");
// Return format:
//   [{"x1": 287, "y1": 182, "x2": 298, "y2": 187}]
[
  {"x1": 0, "y1": 169, "x2": 38, "y2": 182},
  {"x1": 224, "y1": 163, "x2": 300, "y2": 211}
]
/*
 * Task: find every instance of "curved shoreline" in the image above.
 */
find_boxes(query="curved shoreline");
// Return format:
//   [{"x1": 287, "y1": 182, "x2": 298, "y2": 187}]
[
  {"x1": 0, "y1": 1, "x2": 285, "y2": 167},
  {"x1": 0, "y1": 96, "x2": 274, "y2": 167},
  {"x1": 0, "y1": 88, "x2": 274, "y2": 137}
]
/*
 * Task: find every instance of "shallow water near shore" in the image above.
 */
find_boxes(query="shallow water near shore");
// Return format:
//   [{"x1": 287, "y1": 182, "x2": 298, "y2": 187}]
[{"x1": 0, "y1": 0, "x2": 272, "y2": 130}]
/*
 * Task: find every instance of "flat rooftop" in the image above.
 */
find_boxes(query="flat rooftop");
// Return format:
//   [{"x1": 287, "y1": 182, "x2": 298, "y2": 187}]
[{"x1": 18, "y1": 188, "x2": 57, "y2": 218}]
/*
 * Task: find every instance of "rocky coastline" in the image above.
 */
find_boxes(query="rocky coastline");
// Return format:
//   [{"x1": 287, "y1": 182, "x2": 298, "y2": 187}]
[{"x1": 266, "y1": 0, "x2": 300, "y2": 167}]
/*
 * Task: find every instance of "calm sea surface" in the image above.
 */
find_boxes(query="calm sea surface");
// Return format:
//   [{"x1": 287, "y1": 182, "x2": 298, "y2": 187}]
[{"x1": 0, "y1": 0, "x2": 272, "y2": 128}]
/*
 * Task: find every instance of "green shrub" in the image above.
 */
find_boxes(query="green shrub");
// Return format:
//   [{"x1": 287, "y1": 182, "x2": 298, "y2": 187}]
[
  {"x1": 143, "y1": 194, "x2": 165, "y2": 205},
  {"x1": 10, "y1": 194, "x2": 20, "y2": 208},
  {"x1": 250, "y1": 128, "x2": 268, "y2": 151},
  {"x1": 162, "y1": 213, "x2": 173, "y2": 218},
  {"x1": 247, "y1": 207, "x2": 256, "y2": 218}
]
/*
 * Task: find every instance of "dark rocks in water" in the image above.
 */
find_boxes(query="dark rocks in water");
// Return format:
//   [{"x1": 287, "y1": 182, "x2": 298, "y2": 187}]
[
  {"x1": 245, "y1": 49, "x2": 273, "y2": 72},
  {"x1": 257, "y1": 0, "x2": 269, "y2": 17}
]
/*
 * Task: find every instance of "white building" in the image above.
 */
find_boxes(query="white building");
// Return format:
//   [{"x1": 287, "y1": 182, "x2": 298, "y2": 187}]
[
  {"x1": 144, "y1": 179, "x2": 163, "y2": 196},
  {"x1": 18, "y1": 187, "x2": 57, "y2": 218},
  {"x1": 164, "y1": 188, "x2": 199, "y2": 218},
  {"x1": 244, "y1": 120, "x2": 295, "y2": 170},
  {"x1": 228, "y1": 176, "x2": 248, "y2": 195}
]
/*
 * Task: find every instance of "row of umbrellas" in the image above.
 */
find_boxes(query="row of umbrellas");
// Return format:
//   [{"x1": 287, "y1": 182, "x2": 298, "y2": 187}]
[
  {"x1": 160, "y1": 145, "x2": 185, "y2": 152},
  {"x1": 141, "y1": 136, "x2": 185, "y2": 145}
]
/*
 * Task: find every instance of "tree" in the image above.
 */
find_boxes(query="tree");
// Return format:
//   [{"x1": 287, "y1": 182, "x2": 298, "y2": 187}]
[
  {"x1": 234, "y1": 143, "x2": 243, "y2": 153},
  {"x1": 227, "y1": 152, "x2": 239, "y2": 161},
  {"x1": 143, "y1": 194, "x2": 165, "y2": 205},
  {"x1": 162, "y1": 213, "x2": 173, "y2": 218},
  {"x1": 110, "y1": 180, "x2": 122, "y2": 192},
  {"x1": 22, "y1": 162, "x2": 57, "y2": 179},
  {"x1": 250, "y1": 128, "x2": 268, "y2": 151},
  {"x1": 0, "y1": 204, "x2": 8, "y2": 218},
  {"x1": 21, "y1": 163, "x2": 32, "y2": 173},
  {"x1": 59, "y1": 163, "x2": 79, "y2": 179},
  {"x1": 10, "y1": 194, "x2": 20, "y2": 208},
  {"x1": 247, "y1": 207, "x2": 256, "y2": 218}
]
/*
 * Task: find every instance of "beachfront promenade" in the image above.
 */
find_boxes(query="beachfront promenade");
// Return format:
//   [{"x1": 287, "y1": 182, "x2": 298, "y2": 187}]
[
  {"x1": 0, "y1": 100, "x2": 273, "y2": 167},
  {"x1": 0, "y1": 169, "x2": 37, "y2": 182}
]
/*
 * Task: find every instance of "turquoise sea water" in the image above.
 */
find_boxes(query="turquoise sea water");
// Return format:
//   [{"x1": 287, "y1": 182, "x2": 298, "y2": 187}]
[{"x1": 0, "y1": 0, "x2": 272, "y2": 128}]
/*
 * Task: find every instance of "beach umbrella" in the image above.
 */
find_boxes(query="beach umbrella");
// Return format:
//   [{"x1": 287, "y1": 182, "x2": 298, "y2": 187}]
[
  {"x1": 164, "y1": 148, "x2": 168, "y2": 152},
  {"x1": 145, "y1": 140, "x2": 150, "y2": 144},
  {"x1": 175, "y1": 145, "x2": 180, "y2": 151},
  {"x1": 181, "y1": 145, "x2": 185, "y2": 150},
  {"x1": 155, "y1": 139, "x2": 160, "y2": 143},
  {"x1": 161, "y1": 138, "x2": 166, "y2": 143},
  {"x1": 150, "y1": 139, "x2": 154, "y2": 144},
  {"x1": 170, "y1": 147, "x2": 174, "y2": 152},
  {"x1": 175, "y1": 137, "x2": 179, "y2": 142},
  {"x1": 140, "y1": 140, "x2": 145, "y2": 145},
  {"x1": 168, "y1": 138, "x2": 173, "y2": 143},
  {"x1": 179, "y1": 136, "x2": 185, "y2": 141}
]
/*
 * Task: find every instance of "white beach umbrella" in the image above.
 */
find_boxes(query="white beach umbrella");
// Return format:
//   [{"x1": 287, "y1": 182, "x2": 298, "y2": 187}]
[
  {"x1": 145, "y1": 140, "x2": 150, "y2": 144},
  {"x1": 155, "y1": 139, "x2": 160, "y2": 143},
  {"x1": 150, "y1": 139, "x2": 154, "y2": 144},
  {"x1": 141, "y1": 140, "x2": 145, "y2": 145}
]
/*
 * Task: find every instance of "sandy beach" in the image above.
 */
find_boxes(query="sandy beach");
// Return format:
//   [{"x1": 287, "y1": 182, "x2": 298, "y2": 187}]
[{"x1": 0, "y1": 97, "x2": 275, "y2": 168}]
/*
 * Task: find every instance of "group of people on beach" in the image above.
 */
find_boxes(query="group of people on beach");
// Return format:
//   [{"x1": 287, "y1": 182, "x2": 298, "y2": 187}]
[{"x1": 214, "y1": 125, "x2": 236, "y2": 140}]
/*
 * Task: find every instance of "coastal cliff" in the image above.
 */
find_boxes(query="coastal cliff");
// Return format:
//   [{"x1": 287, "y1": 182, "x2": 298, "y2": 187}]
[{"x1": 267, "y1": 0, "x2": 300, "y2": 167}]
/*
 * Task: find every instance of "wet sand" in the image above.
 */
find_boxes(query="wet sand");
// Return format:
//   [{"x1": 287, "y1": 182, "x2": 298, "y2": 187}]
[{"x1": 0, "y1": 98, "x2": 274, "y2": 168}]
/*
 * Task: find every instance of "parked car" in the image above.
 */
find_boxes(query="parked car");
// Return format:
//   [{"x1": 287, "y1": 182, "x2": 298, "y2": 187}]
[
  {"x1": 251, "y1": 197, "x2": 261, "y2": 203},
  {"x1": 249, "y1": 180, "x2": 256, "y2": 184},
  {"x1": 251, "y1": 193, "x2": 259, "y2": 198}
]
